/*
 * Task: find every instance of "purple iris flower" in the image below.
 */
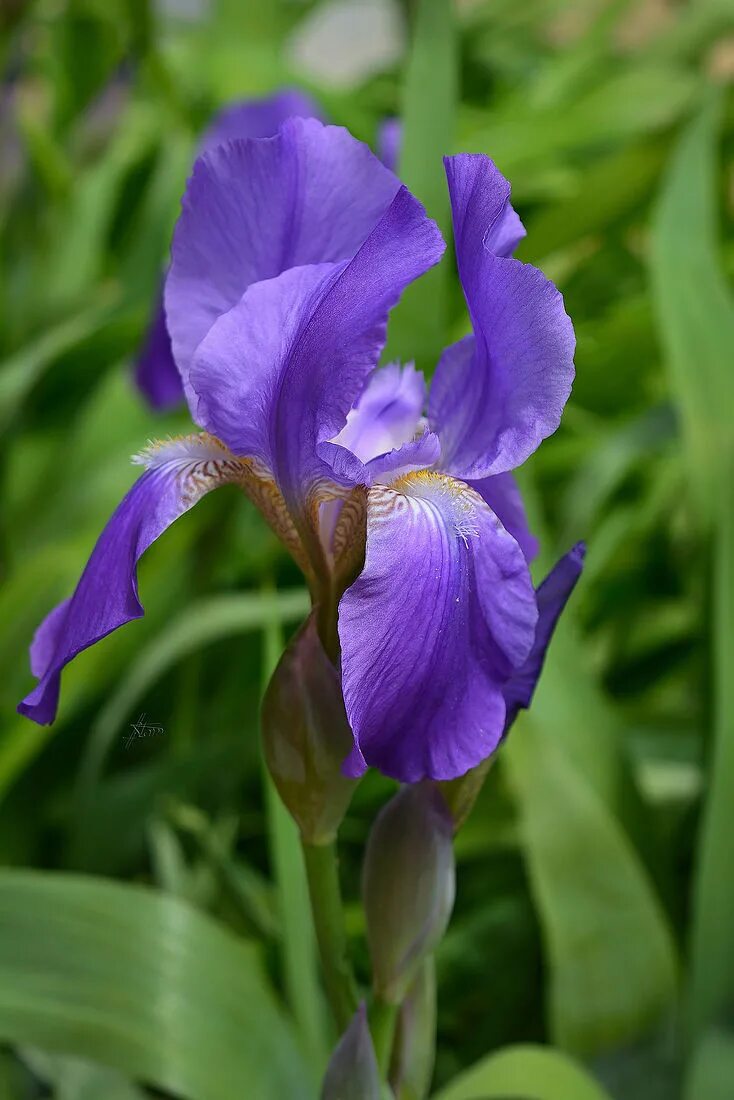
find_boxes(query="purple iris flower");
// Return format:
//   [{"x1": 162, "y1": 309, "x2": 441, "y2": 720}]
[
  {"x1": 135, "y1": 89, "x2": 324, "y2": 410},
  {"x1": 19, "y1": 117, "x2": 580, "y2": 784}
]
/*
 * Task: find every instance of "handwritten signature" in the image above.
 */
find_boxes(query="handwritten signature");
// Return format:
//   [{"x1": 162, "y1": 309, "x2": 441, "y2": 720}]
[{"x1": 124, "y1": 713, "x2": 165, "y2": 749}]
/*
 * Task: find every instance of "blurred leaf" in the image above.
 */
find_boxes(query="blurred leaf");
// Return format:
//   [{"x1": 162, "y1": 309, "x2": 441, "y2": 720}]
[
  {"x1": 386, "y1": 0, "x2": 456, "y2": 372},
  {"x1": 260, "y1": 590, "x2": 330, "y2": 1076},
  {"x1": 76, "y1": 587, "x2": 310, "y2": 806},
  {"x1": 22, "y1": 1048, "x2": 146, "y2": 1100},
  {"x1": 505, "y1": 722, "x2": 677, "y2": 1055},
  {"x1": 432, "y1": 1042, "x2": 610, "y2": 1100},
  {"x1": 685, "y1": 1029, "x2": 734, "y2": 1100},
  {"x1": 650, "y1": 90, "x2": 734, "y2": 521},
  {"x1": 0, "y1": 869, "x2": 315, "y2": 1100},
  {"x1": 650, "y1": 91, "x2": 734, "y2": 1043},
  {"x1": 0, "y1": 296, "x2": 116, "y2": 433}
]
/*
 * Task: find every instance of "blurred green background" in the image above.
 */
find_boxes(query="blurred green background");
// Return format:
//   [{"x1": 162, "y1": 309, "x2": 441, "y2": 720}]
[{"x1": 1, "y1": 1, "x2": 733, "y2": 1098}]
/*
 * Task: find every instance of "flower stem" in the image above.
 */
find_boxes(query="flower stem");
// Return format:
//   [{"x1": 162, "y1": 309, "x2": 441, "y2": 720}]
[
  {"x1": 370, "y1": 997, "x2": 399, "y2": 1077},
  {"x1": 301, "y1": 839, "x2": 358, "y2": 1032}
]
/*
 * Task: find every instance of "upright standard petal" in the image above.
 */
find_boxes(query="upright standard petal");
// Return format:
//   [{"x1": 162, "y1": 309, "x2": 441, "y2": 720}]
[
  {"x1": 503, "y1": 541, "x2": 585, "y2": 731},
  {"x1": 18, "y1": 436, "x2": 245, "y2": 725},
  {"x1": 189, "y1": 187, "x2": 445, "y2": 522},
  {"x1": 429, "y1": 154, "x2": 575, "y2": 480},
  {"x1": 467, "y1": 471, "x2": 539, "y2": 562},
  {"x1": 330, "y1": 362, "x2": 425, "y2": 464},
  {"x1": 165, "y1": 117, "x2": 402, "y2": 402},
  {"x1": 135, "y1": 91, "x2": 324, "y2": 410},
  {"x1": 199, "y1": 88, "x2": 323, "y2": 153},
  {"x1": 339, "y1": 472, "x2": 538, "y2": 782}
]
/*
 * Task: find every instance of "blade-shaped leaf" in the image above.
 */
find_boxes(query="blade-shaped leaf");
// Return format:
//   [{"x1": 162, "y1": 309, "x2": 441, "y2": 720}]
[
  {"x1": 0, "y1": 870, "x2": 315, "y2": 1100},
  {"x1": 432, "y1": 1042, "x2": 611, "y2": 1100},
  {"x1": 504, "y1": 722, "x2": 677, "y2": 1054}
]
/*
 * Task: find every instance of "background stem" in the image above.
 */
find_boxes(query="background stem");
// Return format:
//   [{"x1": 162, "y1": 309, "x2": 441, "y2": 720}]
[{"x1": 301, "y1": 839, "x2": 358, "y2": 1032}]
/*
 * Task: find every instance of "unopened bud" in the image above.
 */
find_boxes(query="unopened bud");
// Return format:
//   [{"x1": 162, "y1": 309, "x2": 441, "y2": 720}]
[
  {"x1": 389, "y1": 957, "x2": 436, "y2": 1099},
  {"x1": 262, "y1": 614, "x2": 358, "y2": 844},
  {"x1": 363, "y1": 784, "x2": 455, "y2": 1004},
  {"x1": 321, "y1": 1003, "x2": 381, "y2": 1100}
]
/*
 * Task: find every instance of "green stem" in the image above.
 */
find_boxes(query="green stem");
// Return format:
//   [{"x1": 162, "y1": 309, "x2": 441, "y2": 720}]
[
  {"x1": 301, "y1": 839, "x2": 358, "y2": 1032},
  {"x1": 370, "y1": 997, "x2": 399, "y2": 1077}
]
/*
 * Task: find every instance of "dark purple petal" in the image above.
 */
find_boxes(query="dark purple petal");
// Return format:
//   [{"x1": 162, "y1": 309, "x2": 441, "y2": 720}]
[
  {"x1": 377, "y1": 117, "x2": 401, "y2": 172},
  {"x1": 190, "y1": 188, "x2": 444, "y2": 518},
  {"x1": 339, "y1": 473, "x2": 538, "y2": 782},
  {"x1": 134, "y1": 291, "x2": 182, "y2": 411},
  {"x1": 199, "y1": 89, "x2": 323, "y2": 153},
  {"x1": 468, "y1": 471, "x2": 539, "y2": 562},
  {"x1": 18, "y1": 436, "x2": 244, "y2": 725},
  {"x1": 166, "y1": 117, "x2": 402, "y2": 407},
  {"x1": 503, "y1": 541, "x2": 585, "y2": 731},
  {"x1": 429, "y1": 154, "x2": 575, "y2": 480}
]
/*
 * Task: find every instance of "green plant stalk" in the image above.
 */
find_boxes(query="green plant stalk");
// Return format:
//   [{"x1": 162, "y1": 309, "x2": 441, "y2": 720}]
[
  {"x1": 262, "y1": 607, "x2": 329, "y2": 1075},
  {"x1": 301, "y1": 839, "x2": 358, "y2": 1032},
  {"x1": 370, "y1": 996, "x2": 399, "y2": 1078}
]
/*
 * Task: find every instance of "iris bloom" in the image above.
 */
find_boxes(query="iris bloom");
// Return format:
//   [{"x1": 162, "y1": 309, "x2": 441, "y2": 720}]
[
  {"x1": 135, "y1": 90, "x2": 398, "y2": 410},
  {"x1": 19, "y1": 117, "x2": 582, "y2": 783}
]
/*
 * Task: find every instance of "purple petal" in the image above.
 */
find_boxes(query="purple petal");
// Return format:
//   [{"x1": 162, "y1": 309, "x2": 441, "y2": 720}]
[
  {"x1": 321, "y1": 429, "x2": 441, "y2": 488},
  {"x1": 135, "y1": 91, "x2": 324, "y2": 412},
  {"x1": 503, "y1": 541, "x2": 585, "y2": 731},
  {"x1": 166, "y1": 117, "x2": 402, "y2": 408},
  {"x1": 429, "y1": 154, "x2": 575, "y2": 480},
  {"x1": 377, "y1": 117, "x2": 401, "y2": 173},
  {"x1": 339, "y1": 473, "x2": 538, "y2": 782},
  {"x1": 199, "y1": 89, "x2": 323, "y2": 153},
  {"x1": 18, "y1": 436, "x2": 244, "y2": 725},
  {"x1": 330, "y1": 362, "x2": 425, "y2": 464},
  {"x1": 190, "y1": 188, "x2": 444, "y2": 518},
  {"x1": 134, "y1": 291, "x2": 183, "y2": 411},
  {"x1": 467, "y1": 471, "x2": 539, "y2": 562}
]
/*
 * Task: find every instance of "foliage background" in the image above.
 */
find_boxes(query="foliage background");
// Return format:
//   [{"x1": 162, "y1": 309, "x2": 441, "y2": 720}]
[{"x1": 0, "y1": 0, "x2": 733, "y2": 1097}]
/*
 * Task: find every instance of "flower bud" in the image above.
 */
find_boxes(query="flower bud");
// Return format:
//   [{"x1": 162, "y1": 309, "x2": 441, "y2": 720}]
[
  {"x1": 261, "y1": 613, "x2": 358, "y2": 844},
  {"x1": 363, "y1": 783, "x2": 455, "y2": 1004},
  {"x1": 321, "y1": 1003, "x2": 381, "y2": 1100},
  {"x1": 389, "y1": 957, "x2": 436, "y2": 1100}
]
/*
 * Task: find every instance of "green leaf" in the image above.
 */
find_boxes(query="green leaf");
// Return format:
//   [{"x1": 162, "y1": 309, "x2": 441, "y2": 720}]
[
  {"x1": 504, "y1": 722, "x2": 677, "y2": 1055},
  {"x1": 75, "y1": 588, "x2": 310, "y2": 806},
  {"x1": 650, "y1": 91, "x2": 734, "y2": 521},
  {"x1": 0, "y1": 869, "x2": 315, "y2": 1100},
  {"x1": 432, "y1": 1043, "x2": 611, "y2": 1100},
  {"x1": 386, "y1": 0, "x2": 457, "y2": 372},
  {"x1": 650, "y1": 91, "x2": 734, "y2": 1043},
  {"x1": 260, "y1": 588, "x2": 330, "y2": 1075},
  {"x1": 686, "y1": 1030, "x2": 734, "y2": 1100}
]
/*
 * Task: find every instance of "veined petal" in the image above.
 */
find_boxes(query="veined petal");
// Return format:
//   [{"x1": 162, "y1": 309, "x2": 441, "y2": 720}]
[
  {"x1": 18, "y1": 435, "x2": 245, "y2": 725},
  {"x1": 468, "y1": 471, "x2": 539, "y2": 562},
  {"x1": 320, "y1": 429, "x2": 441, "y2": 488},
  {"x1": 189, "y1": 187, "x2": 445, "y2": 525},
  {"x1": 136, "y1": 92, "x2": 323, "y2": 411},
  {"x1": 165, "y1": 117, "x2": 402, "y2": 407},
  {"x1": 503, "y1": 541, "x2": 585, "y2": 731},
  {"x1": 331, "y1": 362, "x2": 425, "y2": 464},
  {"x1": 338, "y1": 472, "x2": 538, "y2": 782},
  {"x1": 429, "y1": 154, "x2": 575, "y2": 480}
]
